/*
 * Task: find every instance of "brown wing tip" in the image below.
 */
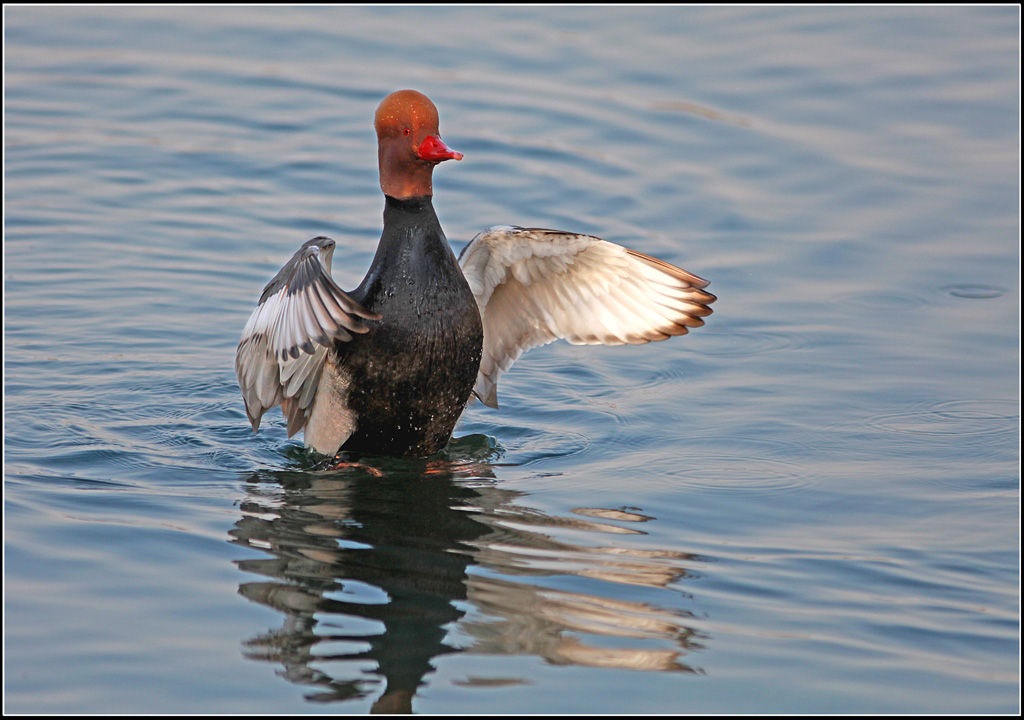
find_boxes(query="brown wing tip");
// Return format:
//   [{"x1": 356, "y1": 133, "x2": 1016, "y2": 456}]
[{"x1": 626, "y1": 247, "x2": 713, "y2": 289}]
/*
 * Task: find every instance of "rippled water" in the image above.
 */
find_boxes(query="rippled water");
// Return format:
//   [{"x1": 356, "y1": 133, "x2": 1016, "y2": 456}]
[{"x1": 5, "y1": 5, "x2": 1019, "y2": 714}]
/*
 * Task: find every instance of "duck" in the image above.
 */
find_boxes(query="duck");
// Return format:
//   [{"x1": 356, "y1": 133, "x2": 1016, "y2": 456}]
[{"x1": 236, "y1": 89, "x2": 716, "y2": 459}]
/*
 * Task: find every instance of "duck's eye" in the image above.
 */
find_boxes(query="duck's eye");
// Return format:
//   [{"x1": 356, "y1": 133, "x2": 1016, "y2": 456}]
[{"x1": 403, "y1": 128, "x2": 411, "y2": 136}]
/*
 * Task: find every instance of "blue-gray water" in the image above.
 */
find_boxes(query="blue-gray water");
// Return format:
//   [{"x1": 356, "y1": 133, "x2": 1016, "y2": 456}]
[{"x1": 4, "y1": 5, "x2": 1019, "y2": 714}]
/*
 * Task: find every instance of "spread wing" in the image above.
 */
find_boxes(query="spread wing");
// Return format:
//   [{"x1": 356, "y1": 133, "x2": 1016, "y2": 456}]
[
  {"x1": 458, "y1": 226, "x2": 716, "y2": 408},
  {"x1": 235, "y1": 237, "x2": 380, "y2": 436}
]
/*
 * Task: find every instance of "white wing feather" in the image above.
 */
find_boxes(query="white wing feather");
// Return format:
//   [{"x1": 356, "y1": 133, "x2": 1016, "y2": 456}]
[{"x1": 458, "y1": 226, "x2": 715, "y2": 408}]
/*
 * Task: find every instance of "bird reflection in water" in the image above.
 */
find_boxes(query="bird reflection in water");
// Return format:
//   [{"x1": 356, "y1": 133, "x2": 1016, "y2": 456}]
[{"x1": 230, "y1": 438, "x2": 706, "y2": 712}]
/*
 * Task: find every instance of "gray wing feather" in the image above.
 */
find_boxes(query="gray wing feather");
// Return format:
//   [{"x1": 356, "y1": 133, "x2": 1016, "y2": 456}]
[{"x1": 236, "y1": 238, "x2": 379, "y2": 435}]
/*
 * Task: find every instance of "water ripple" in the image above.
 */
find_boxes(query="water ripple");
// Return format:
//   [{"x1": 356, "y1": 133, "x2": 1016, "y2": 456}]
[
  {"x1": 493, "y1": 424, "x2": 593, "y2": 467},
  {"x1": 668, "y1": 436, "x2": 814, "y2": 496},
  {"x1": 687, "y1": 328, "x2": 802, "y2": 358},
  {"x1": 673, "y1": 455, "x2": 811, "y2": 495},
  {"x1": 865, "y1": 399, "x2": 1018, "y2": 438},
  {"x1": 834, "y1": 291, "x2": 926, "y2": 311},
  {"x1": 939, "y1": 284, "x2": 1008, "y2": 300}
]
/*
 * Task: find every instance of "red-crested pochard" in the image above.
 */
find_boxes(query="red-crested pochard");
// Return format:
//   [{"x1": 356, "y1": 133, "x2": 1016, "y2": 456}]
[{"x1": 236, "y1": 90, "x2": 715, "y2": 458}]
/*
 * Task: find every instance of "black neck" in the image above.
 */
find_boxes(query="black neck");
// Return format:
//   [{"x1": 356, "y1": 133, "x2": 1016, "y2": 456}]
[{"x1": 356, "y1": 195, "x2": 460, "y2": 302}]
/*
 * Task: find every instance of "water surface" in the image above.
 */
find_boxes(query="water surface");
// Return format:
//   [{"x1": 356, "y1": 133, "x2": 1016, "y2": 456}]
[{"x1": 4, "y1": 5, "x2": 1019, "y2": 713}]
